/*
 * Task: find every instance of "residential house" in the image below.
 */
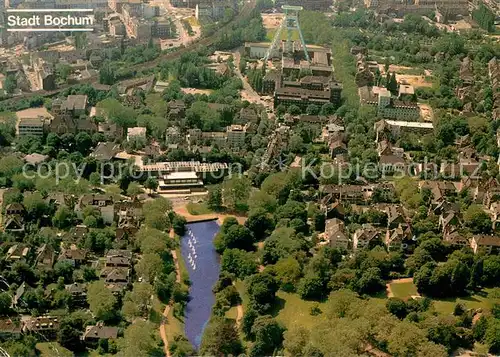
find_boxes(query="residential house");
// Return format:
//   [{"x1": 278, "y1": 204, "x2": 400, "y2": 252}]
[
  {"x1": 22, "y1": 316, "x2": 60, "y2": 339},
  {"x1": 166, "y1": 126, "x2": 181, "y2": 145},
  {"x1": 100, "y1": 267, "x2": 130, "y2": 293},
  {"x1": 63, "y1": 225, "x2": 90, "y2": 243},
  {"x1": 75, "y1": 195, "x2": 114, "y2": 224},
  {"x1": 50, "y1": 95, "x2": 96, "y2": 135},
  {"x1": 377, "y1": 140, "x2": 404, "y2": 157},
  {"x1": 65, "y1": 282, "x2": 87, "y2": 305},
  {"x1": 4, "y1": 202, "x2": 26, "y2": 233},
  {"x1": 168, "y1": 100, "x2": 186, "y2": 119},
  {"x1": 321, "y1": 185, "x2": 370, "y2": 204},
  {"x1": 385, "y1": 224, "x2": 414, "y2": 251},
  {"x1": 35, "y1": 244, "x2": 55, "y2": 270},
  {"x1": 324, "y1": 218, "x2": 349, "y2": 250},
  {"x1": 385, "y1": 205, "x2": 407, "y2": 228},
  {"x1": 379, "y1": 154, "x2": 406, "y2": 174},
  {"x1": 443, "y1": 228, "x2": 470, "y2": 248},
  {"x1": 329, "y1": 139, "x2": 347, "y2": 158},
  {"x1": 81, "y1": 322, "x2": 118, "y2": 345},
  {"x1": 5, "y1": 244, "x2": 30, "y2": 267},
  {"x1": 353, "y1": 225, "x2": 381, "y2": 250},
  {"x1": 90, "y1": 142, "x2": 122, "y2": 161},
  {"x1": 470, "y1": 235, "x2": 500, "y2": 254},
  {"x1": 0, "y1": 319, "x2": 22, "y2": 340},
  {"x1": 58, "y1": 246, "x2": 88, "y2": 267},
  {"x1": 105, "y1": 249, "x2": 132, "y2": 268},
  {"x1": 483, "y1": 178, "x2": 500, "y2": 207},
  {"x1": 321, "y1": 197, "x2": 345, "y2": 219},
  {"x1": 439, "y1": 210, "x2": 460, "y2": 234}
]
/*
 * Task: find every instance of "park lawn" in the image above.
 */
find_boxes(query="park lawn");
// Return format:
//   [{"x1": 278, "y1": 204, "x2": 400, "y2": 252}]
[
  {"x1": 390, "y1": 281, "x2": 419, "y2": 299},
  {"x1": 433, "y1": 289, "x2": 500, "y2": 315},
  {"x1": 36, "y1": 342, "x2": 73, "y2": 357},
  {"x1": 176, "y1": 248, "x2": 190, "y2": 288},
  {"x1": 266, "y1": 28, "x2": 300, "y2": 42},
  {"x1": 186, "y1": 202, "x2": 213, "y2": 215},
  {"x1": 164, "y1": 305, "x2": 185, "y2": 342},
  {"x1": 274, "y1": 291, "x2": 326, "y2": 331},
  {"x1": 226, "y1": 306, "x2": 238, "y2": 320}
]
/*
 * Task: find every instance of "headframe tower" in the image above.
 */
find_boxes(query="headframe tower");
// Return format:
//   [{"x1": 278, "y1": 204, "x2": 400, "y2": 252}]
[{"x1": 263, "y1": 5, "x2": 310, "y2": 63}]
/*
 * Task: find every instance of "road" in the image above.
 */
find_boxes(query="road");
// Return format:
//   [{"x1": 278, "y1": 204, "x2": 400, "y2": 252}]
[
  {"x1": 233, "y1": 50, "x2": 269, "y2": 107},
  {"x1": 0, "y1": 0, "x2": 257, "y2": 105}
]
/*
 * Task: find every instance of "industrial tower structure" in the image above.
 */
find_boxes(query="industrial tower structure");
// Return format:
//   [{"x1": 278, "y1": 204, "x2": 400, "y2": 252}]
[{"x1": 263, "y1": 5, "x2": 310, "y2": 63}]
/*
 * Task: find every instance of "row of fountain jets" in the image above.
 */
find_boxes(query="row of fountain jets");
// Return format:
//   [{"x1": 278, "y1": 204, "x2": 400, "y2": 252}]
[{"x1": 187, "y1": 229, "x2": 198, "y2": 271}]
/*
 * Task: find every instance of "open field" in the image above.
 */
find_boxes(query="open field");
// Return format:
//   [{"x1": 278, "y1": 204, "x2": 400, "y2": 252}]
[
  {"x1": 186, "y1": 202, "x2": 213, "y2": 215},
  {"x1": 262, "y1": 13, "x2": 284, "y2": 29},
  {"x1": 387, "y1": 280, "x2": 419, "y2": 299},
  {"x1": 396, "y1": 74, "x2": 433, "y2": 88},
  {"x1": 36, "y1": 343, "x2": 73, "y2": 357},
  {"x1": 181, "y1": 88, "x2": 213, "y2": 95},
  {"x1": 266, "y1": 28, "x2": 300, "y2": 42},
  {"x1": 387, "y1": 280, "x2": 500, "y2": 315},
  {"x1": 274, "y1": 291, "x2": 326, "y2": 331}
]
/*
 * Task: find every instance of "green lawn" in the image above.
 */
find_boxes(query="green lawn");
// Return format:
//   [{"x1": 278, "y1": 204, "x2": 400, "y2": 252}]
[
  {"x1": 266, "y1": 28, "x2": 300, "y2": 42},
  {"x1": 433, "y1": 289, "x2": 500, "y2": 315},
  {"x1": 389, "y1": 282, "x2": 419, "y2": 299},
  {"x1": 388, "y1": 281, "x2": 500, "y2": 315},
  {"x1": 164, "y1": 305, "x2": 185, "y2": 342},
  {"x1": 274, "y1": 291, "x2": 326, "y2": 331},
  {"x1": 186, "y1": 202, "x2": 213, "y2": 215},
  {"x1": 176, "y1": 248, "x2": 190, "y2": 287},
  {"x1": 36, "y1": 343, "x2": 73, "y2": 357}
]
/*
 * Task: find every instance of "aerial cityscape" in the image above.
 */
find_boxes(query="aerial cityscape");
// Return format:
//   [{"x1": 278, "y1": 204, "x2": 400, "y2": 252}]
[{"x1": 0, "y1": 0, "x2": 498, "y2": 355}]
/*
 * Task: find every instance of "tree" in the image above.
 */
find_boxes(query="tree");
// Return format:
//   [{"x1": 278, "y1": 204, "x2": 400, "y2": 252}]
[
  {"x1": 273, "y1": 257, "x2": 302, "y2": 292},
  {"x1": 386, "y1": 298, "x2": 408, "y2": 319},
  {"x1": 122, "y1": 283, "x2": 154, "y2": 321},
  {"x1": 387, "y1": 72, "x2": 398, "y2": 94},
  {"x1": 4, "y1": 75, "x2": 17, "y2": 95},
  {"x1": 136, "y1": 253, "x2": 164, "y2": 282},
  {"x1": 119, "y1": 320, "x2": 162, "y2": 356},
  {"x1": 472, "y1": 4, "x2": 495, "y2": 32},
  {"x1": 23, "y1": 192, "x2": 47, "y2": 219},
  {"x1": 207, "y1": 185, "x2": 223, "y2": 210},
  {"x1": 249, "y1": 315, "x2": 285, "y2": 357},
  {"x1": 222, "y1": 176, "x2": 251, "y2": 212},
  {"x1": 0, "y1": 292, "x2": 11, "y2": 315},
  {"x1": 220, "y1": 249, "x2": 258, "y2": 279},
  {"x1": 57, "y1": 311, "x2": 91, "y2": 351},
  {"x1": 169, "y1": 335, "x2": 196, "y2": 357},
  {"x1": 172, "y1": 214, "x2": 187, "y2": 236},
  {"x1": 87, "y1": 280, "x2": 117, "y2": 321},
  {"x1": 126, "y1": 182, "x2": 143, "y2": 197},
  {"x1": 247, "y1": 272, "x2": 278, "y2": 313},
  {"x1": 306, "y1": 104, "x2": 320, "y2": 115},
  {"x1": 248, "y1": 190, "x2": 277, "y2": 213},
  {"x1": 199, "y1": 317, "x2": 243, "y2": 356},
  {"x1": 284, "y1": 326, "x2": 310, "y2": 356},
  {"x1": 464, "y1": 205, "x2": 492, "y2": 234},
  {"x1": 52, "y1": 206, "x2": 75, "y2": 229},
  {"x1": 485, "y1": 318, "x2": 500, "y2": 354},
  {"x1": 245, "y1": 209, "x2": 275, "y2": 241},
  {"x1": 214, "y1": 224, "x2": 254, "y2": 252},
  {"x1": 287, "y1": 105, "x2": 302, "y2": 115},
  {"x1": 144, "y1": 177, "x2": 158, "y2": 194}
]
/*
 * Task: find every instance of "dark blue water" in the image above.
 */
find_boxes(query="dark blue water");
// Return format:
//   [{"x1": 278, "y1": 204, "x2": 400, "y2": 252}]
[{"x1": 180, "y1": 220, "x2": 221, "y2": 349}]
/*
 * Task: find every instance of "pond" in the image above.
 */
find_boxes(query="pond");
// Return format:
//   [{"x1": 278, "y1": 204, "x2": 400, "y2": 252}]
[{"x1": 180, "y1": 220, "x2": 221, "y2": 349}]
